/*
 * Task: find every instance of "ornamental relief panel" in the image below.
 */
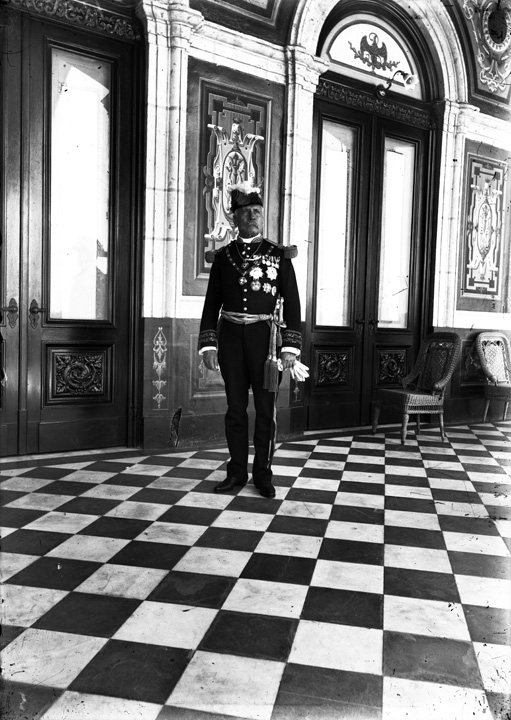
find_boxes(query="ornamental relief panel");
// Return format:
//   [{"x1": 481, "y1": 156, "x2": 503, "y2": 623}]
[
  {"x1": 48, "y1": 347, "x2": 111, "y2": 404},
  {"x1": 457, "y1": 142, "x2": 510, "y2": 313},
  {"x1": 378, "y1": 352, "x2": 406, "y2": 384},
  {"x1": 317, "y1": 352, "x2": 348, "y2": 386}
]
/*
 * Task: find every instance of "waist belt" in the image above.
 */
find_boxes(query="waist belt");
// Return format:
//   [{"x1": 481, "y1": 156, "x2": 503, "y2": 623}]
[{"x1": 221, "y1": 311, "x2": 272, "y2": 325}]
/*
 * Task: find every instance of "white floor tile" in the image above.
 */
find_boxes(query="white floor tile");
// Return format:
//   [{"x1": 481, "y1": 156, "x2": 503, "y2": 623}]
[
  {"x1": 255, "y1": 532, "x2": 322, "y2": 558},
  {"x1": 276, "y1": 500, "x2": 332, "y2": 520},
  {"x1": 384, "y1": 545, "x2": 452, "y2": 573},
  {"x1": 443, "y1": 531, "x2": 510, "y2": 557},
  {"x1": 384, "y1": 596, "x2": 471, "y2": 641},
  {"x1": 0, "y1": 552, "x2": 40, "y2": 582},
  {"x1": 136, "y1": 521, "x2": 206, "y2": 545},
  {"x1": 46, "y1": 534, "x2": 129, "y2": 563},
  {"x1": 222, "y1": 578, "x2": 308, "y2": 618},
  {"x1": 384, "y1": 510, "x2": 440, "y2": 531},
  {"x1": 311, "y1": 559, "x2": 383, "y2": 595},
  {"x1": 455, "y1": 575, "x2": 511, "y2": 609},
  {"x1": 325, "y1": 520, "x2": 384, "y2": 544},
  {"x1": 40, "y1": 692, "x2": 162, "y2": 720},
  {"x1": 24, "y1": 511, "x2": 99, "y2": 534},
  {"x1": 212, "y1": 510, "x2": 274, "y2": 532},
  {"x1": 1, "y1": 584, "x2": 68, "y2": 626},
  {"x1": 173, "y1": 547, "x2": 251, "y2": 577},
  {"x1": 474, "y1": 641, "x2": 511, "y2": 694},
  {"x1": 382, "y1": 677, "x2": 492, "y2": 720},
  {"x1": 76, "y1": 564, "x2": 168, "y2": 599}
]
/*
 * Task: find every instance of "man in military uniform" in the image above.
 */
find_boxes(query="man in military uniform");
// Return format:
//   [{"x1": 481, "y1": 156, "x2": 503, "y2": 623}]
[{"x1": 199, "y1": 183, "x2": 302, "y2": 498}]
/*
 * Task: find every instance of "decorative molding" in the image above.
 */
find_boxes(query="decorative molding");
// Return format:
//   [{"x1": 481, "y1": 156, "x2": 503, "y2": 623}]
[
  {"x1": 316, "y1": 78, "x2": 434, "y2": 129},
  {"x1": 6, "y1": 0, "x2": 139, "y2": 38},
  {"x1": 463, "y1": 0, "x2": 511, "y2": 96},
  {"x1": 378, "y1": 352, "x2": 406, "y2": 384},
  {"x1": 152, "y1": 326, "x2": 168, "y2": 410},
  {"x1": 317, "y1": 351, "x2": 348, "y2": 385}
]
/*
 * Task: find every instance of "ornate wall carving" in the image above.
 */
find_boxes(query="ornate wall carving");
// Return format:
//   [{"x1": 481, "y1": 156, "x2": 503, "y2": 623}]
[
  {"x1": 152, "y1": 327, "x2": 168, "y2": 410},
  {"x1": 6, "y1": 0, "x2": 139, "y2": 39},
  {"x1": 463, "y1": 0, "x2": 511, "y2": 100},
  {"x1": 457, "y1": 140, "x2": 510, "y2": 313},
  {"x1": 316, "y1": 78, "x2": 433, "y2": 129}
]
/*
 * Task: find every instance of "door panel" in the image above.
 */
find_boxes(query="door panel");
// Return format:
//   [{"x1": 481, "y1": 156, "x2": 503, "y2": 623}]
[
  {"x1": 1, "y1": 14, "x2": 139, "y2": 455},
  {"x1": 306, "y1": 99, "x2": 433, "y2": 430}
]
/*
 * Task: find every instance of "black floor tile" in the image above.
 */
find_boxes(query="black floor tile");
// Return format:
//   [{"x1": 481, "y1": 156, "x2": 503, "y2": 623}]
[
  {"x1": 343, "y1": 463, "x2": 385, "y2": 475},
  {"x1": 241, "y1": 553, "x2": 316, "y2": 585},
  {"x1": 141, "y1": 455, "x2": 192, "y2": 466},
  {"x1": 34, "y1": 591, "x2": 140, "y2": 637},
  {"x1": 108, "y1": 540, "x2": 188, "y2": 570},
  {"x1": 227, "y1": 495, "x2": 281, "y2": 514},
  {"x1": 383, "y1": 567, "x2": 461, "y2": 603},
  {"x1": 148, "y1": 571, "x2": 236, "y2": 608},
  {"x1": 0, "y1": 507, "x2": 47, "y2": 528},
  {"x1": 319, "y1": 538, "x2": 384, "y2": 565},
  {"x1": 163, "y1": 467, "x2": 214, "y2": 480},
  {"x1": 463, "y1": 604, "x2": 511, "y2": 645},
  {"x1": 349, "y1": 448, "x2": 385, "y2": 458},
  {"x1": 384, "y1": 526, "x2": 446, "y2": 550},
  {"x1": 448, "y1": 551, "x2": 510, "y2": 579},
  {"x1": 0, "y1": 490, "x2": 27, "y2": 505},
  {"x1": 383, "y1": 631, "x2": 483, "y2": 689},
  {"x1": 384, "y1": 496, "x2": 436, "y2": 513},
  {"x1": 438, "y1": 515, "x2": 500, "y2": 536},
  {"x1": 78, "y1": 516, "x2": 152, "y2": 539},
  {"x1": 6, "y1": 556, "x2": 101, "y2": 591},
  {"x1": 384, "y1": 474, "x2": 429, "y2": 487},
  {"x1": 69, "y1": 639, "x2": 189, "y2": 703},
  {"x1": 298, "y1": 467, "x2": 342, "y2": 480},
  {"x1": 18, "y1": 466, "x2": 75, "y2": 480},
  {"x1": 301, "y1": 587, "x2": 383, "y2": 629},
  {"x1": 127, "y1": 488, "x2": 187, "y2": 505},
  {"x1": 486, "y1": 691, "x2": 511, "y2": 720},
  {"x1": 309, "y1": 451, "x2": 348, "y2": 462},
  {"x1": 285, "y1": 488, "x2": 338, "y2": 504},
  {"x1": 485, "y1": 504, "x2": 511, "y2": 521},
  {"x1": 0, "y1": 680, "x2": 62, "y2": 720},
  {"x1": 199, "y1": 610, "x2": 298, "y2": 661},
  {"x1": 157, "y1": 505, "x2": 222, "y2": 526},
  {"x1": 37, "y1": 481, "x2": 94, "y2": 496},
  {"x1": 275, "y1": 662, "x2": 383, "y2": 712},
  {"x1": 0, "y1": 529, "x2": 71, "y2": 555},
  {"x1": 84, "y1": 461, "x2": 132, "y2": 473},
  {"x1": 431, "y1": 488, "x2": 483, "y2": 504},
  {"x1": 56, "y1": 497, "x2": 121, "y2": 515},
  {"x1": 195, "y1": 527, "x2": 263, "y2": 552},
  {"x1": 267, "y1": 515, "x2": 329, "y2": 537},
  {"x1": 106, "y1": 473, "x2": 157, "y2": 487},
  {"x1": 338, "y1": 481, "x2": 384, "y2": 496},
  {"x1": 0, "y1": 625, "x2": 25, "y2": 651},
  {"x1": 425, "y1": 469, "x2": 470, "y2": 481},
  {"x1": 330, "y1": 505, "x2": 384, "y2": 525}
]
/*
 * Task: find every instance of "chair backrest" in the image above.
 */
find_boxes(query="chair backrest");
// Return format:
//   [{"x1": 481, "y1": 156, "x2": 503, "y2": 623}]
[
  {"x1": 475, "y1": 332, "x2": 511, "y2": 385},
  {"x1": 413, "y1": 332, "x2": 461, "y2": 392}
]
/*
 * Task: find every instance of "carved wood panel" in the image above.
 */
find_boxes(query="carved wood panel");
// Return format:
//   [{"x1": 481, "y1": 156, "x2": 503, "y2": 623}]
[{"x1": 47, "y1": 346, "x2": 112, "y2": 404}]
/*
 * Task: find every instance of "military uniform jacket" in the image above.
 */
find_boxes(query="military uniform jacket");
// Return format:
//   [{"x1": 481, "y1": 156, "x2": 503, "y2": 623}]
[{"x1": 199, "y1": 238, "x2": 302, "y2": 352}]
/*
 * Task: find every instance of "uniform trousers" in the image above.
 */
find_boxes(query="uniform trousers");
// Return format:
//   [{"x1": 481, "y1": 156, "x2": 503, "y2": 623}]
[{"x1": 217, "y1": 318, "x2": 279, "y2": 483}]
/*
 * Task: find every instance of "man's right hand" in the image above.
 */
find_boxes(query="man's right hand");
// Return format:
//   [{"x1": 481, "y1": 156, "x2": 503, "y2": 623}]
[{"x1": 203, "y1": 350, "x2": 219, "y2": 371}]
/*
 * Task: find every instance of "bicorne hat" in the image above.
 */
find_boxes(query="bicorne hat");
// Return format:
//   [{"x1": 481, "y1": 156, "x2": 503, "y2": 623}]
[{"x1": 229, "y1": 181, "x2": 263, "y2": 214}]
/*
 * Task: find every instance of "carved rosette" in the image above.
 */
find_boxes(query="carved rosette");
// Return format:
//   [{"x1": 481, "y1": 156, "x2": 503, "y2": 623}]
[
  {"x1": 317, "y1": 352, "x2": 348, "y2": 385},
  {"x1": 55, "y1": 353, "x2": 104, "y2": 395},
  {"x1": 463, "y1": 0, "x2": 511, "y2": 95},
  {"x1": 6, "y1": 0, "x2": 139, "y2": 38},
  {"x1": 378, "y1": 352, "x2": 405, "y2": 384}
]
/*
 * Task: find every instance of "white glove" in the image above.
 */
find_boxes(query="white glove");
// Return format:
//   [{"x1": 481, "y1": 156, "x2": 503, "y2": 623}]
[{"x1": 277, "y1": 359, "x2": 309, "y2": 382}]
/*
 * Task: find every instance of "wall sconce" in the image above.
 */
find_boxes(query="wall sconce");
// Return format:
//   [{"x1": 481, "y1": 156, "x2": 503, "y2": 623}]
[{"x1": 376, "y1": 69, "x2": 419, "y2": 98}]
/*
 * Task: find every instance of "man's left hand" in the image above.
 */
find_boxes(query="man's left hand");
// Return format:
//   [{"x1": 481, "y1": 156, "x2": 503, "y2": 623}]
[{"x1": 280, "y1": 352, "x2": 296, "y2": 370}]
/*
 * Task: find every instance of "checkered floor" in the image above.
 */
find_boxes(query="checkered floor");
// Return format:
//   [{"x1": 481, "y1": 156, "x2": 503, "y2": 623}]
[{"x1": 1, "y1": 423, "x2": 510, "y2": 720}]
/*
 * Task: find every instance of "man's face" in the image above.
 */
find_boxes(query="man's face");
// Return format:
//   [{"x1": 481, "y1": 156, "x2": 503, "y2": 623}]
[{"x1": 234, "y1": 204, "x2": 264, "y2": 238}]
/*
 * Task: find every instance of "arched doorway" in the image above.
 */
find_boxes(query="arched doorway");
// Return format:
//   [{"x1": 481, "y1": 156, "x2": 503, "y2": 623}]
[{"x1": 305, "y1": 0, "x2": 440, "y2": 430}]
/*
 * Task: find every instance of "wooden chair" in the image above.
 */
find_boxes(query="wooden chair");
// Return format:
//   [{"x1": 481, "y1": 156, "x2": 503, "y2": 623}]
[
  {"x1": 475, "y1": 331, "x2": 511, "y2": 422},
  {"x1": 372, "y1": 332, "x2": 461, "y2": 444}
]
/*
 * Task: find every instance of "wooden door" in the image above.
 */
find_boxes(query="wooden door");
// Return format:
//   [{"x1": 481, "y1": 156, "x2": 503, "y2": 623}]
[
  {"x1": 0, "y1": 14, "x2": 140, "y2": 455},
  {"x1": 306, "y1": 97, "x2": 434, "y2": 430}
]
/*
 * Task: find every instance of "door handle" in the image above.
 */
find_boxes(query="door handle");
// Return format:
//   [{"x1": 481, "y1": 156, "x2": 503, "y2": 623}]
[
  {"x1": 355, "y1": 318, "x2": 365, "y2": 336},
  {"x1": 29, "y1": 299, "x2": 47, "y2": 329},
  {"x1": 2, "y1": 298, "x2": 19, "y2": 328},
  {"x1": 368, "y1": 318, "x2": 378, "y2": 335}
]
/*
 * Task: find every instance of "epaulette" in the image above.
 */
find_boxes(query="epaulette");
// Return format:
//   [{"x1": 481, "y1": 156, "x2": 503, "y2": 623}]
[
  {"x1": 205, "y1": 245, "x2": 227, "y2": 263},
  {"x1": 265, "y1": 239, "x2": 298, "y2": 259}
]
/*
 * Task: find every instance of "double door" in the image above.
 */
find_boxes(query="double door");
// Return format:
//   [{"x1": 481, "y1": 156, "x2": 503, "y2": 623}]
[
  {"x1": 306, "y1": 98, "x2": 435, "y2": 430},
  {"x1": 1, "y1": 14, "x2": 140, "y2": 455}
]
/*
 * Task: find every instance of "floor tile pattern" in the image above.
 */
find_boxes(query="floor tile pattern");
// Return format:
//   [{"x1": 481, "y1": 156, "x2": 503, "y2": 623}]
[{"x1": 1, "y1": 423, "x2": 510, "y2": 720}]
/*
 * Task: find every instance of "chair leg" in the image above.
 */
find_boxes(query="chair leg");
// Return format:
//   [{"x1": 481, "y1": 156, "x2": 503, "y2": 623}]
[
  {"x1": 401, "y1": 413, "x2": 409, "y2": 444},
  {"x1": 416, "y1": 415, "x2": 421, "y2": 435},
  {"x1": 504, "y1": 402, "x2": 509, "y2": 421},
  {"x1": 372, "y1": 405, "x2": 380, "y2": 435},
  {"x1": 439, "y1": 413, "x2": 445, "y2": 442},
  {"x1": 482, "y1": 399, "x2": 490, "y2": 423}
]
